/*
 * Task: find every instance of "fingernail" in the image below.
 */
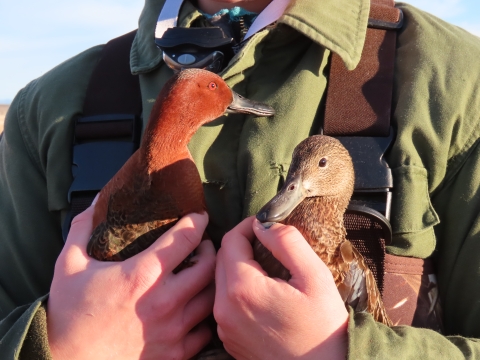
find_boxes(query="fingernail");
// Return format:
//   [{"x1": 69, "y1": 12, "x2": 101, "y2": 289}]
[
  {"x1": 255, "y1": 219, "x2": 275, "y2": 230},
  {"x1": 91, "y1": 193, "x2": 100, "y2": 206},
  {"x1": 187, "y1": 212, "x2": 209, "y2": 227},
  {"x1": 190, "y1": 212, "x2": 207, "y2": 220}
]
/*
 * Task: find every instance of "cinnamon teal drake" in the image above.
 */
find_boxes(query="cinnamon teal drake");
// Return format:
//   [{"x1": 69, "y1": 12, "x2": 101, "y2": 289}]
[
  {"x1": 255, "y1": 135, "x2": 391, "y2": 326},
  {"x1": 87, "y1": 68, "x2": 275, "y2": 261}
]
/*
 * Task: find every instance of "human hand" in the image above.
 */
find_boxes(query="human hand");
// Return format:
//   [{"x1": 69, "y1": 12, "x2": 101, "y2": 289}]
[
  {"x1": 214, "y1": 216, "x2": 349, "y2": 360},
  {"x1": 47, "y1": 202, "x2": 216, "y2": 359}
]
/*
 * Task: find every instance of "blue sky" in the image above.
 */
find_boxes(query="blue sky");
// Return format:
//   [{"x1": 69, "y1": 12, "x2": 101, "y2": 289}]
[{"x1": 0, "y1": 0, "x2": 479, "y2": 104}]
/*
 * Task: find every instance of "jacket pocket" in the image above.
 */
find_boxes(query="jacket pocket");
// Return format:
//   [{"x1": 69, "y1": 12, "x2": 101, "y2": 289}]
[{"x1": 389, "y1": 165, "x2": 440, "y2": 258}]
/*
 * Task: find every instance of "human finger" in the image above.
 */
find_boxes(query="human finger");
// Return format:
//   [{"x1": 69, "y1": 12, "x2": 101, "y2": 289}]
[
  {"x1": 183, "y1": 322, "x2": 213, "y2": 360},
  {"x1": 183, "y1": 282, "x2": 216, "y2": 333},
  {"x1": 60, "y1": 196, "x2": 99, "y2": 270},
  {"x1": 135, "y1": 212, "x2": 209, "y2": 274},
  {"x1": 214, "y1": 247, "x2": 228, "y2": 309},
  {"x1": 220, "y1": 217, "x2": 267, "y2": 285},
  {"x1": 220, "y1": 216, "x2": 257, "y2": 265},
  {"x1": 222, "y1": 215, "x2": 257, "y2": 244},
  {"x1": 168, "y1": 239, "x2": 216, "y2": 305},
  {"x1": 252, "y1": 219, "x2": 326, "y2": 292},
  {"x1": 213, "y1": 247, "x2": 244, "y2": 339}
]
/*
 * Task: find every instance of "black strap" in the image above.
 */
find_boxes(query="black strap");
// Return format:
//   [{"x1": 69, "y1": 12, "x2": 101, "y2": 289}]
[
  {"x1": 62, "y1": 30, "x2": 142, "y2": 240},
  {"x1": 83, "y1": 30, "x2": 142, "y2": 116}
]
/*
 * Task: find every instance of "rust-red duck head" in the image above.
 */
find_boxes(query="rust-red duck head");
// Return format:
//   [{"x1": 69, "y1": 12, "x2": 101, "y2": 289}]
[{"x1": 88, "y1": 68, "x2": 275, "y2": 261}]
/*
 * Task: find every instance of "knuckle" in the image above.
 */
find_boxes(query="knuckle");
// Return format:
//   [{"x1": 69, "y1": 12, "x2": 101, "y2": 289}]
[
  {"x1": 126, "y1": 263, "x2": 158, "y2": 295},
  {"x1": 214, "y1": 284, "x2": 249, "y2": 330},
  {"x1": 53, "y1": 252, "x2": 67, "y2": 272},
  {"x1": 54, "y1": 249, "x2": 78, "y2": 277},
  {"x1": 200, "y1": 252, "x2": 216, "y2": 277},
  {"x1": 221, "y1": 230, "x2": 236, "y2": 246},
  {"x1": 70, "y1": 208, "x2": 93, "y2": 228},
  {"x1": 169, "y1": 346, "x2": 185, "y2": 360},
  {"x1": 213, "y1": 302, "x2": 231, "y2": 328},
  {"x1": 226, "y1": 283, "x2": 239, "y2": 301},
  {"x1": 174, "y1": 226, "x2": 202, "y2": 252},
  {"x1": 227, "y1": 282, "x2": 248, "y2": 303},
  {"x1": 216, "y1": 326, "x2": 227, "y2": 343},
  {"x1": 276, "y1": 224, "x2": 301, "y2": 240},
  {"x1": 162, "y1": 322, "x2": 184, "y2": 345},
  {"x1": 276, "y1": 225, "x2": 306, "y2": 249},
  {"x1": 152, "y1": 295, "x2": 177, "y2": 318}
]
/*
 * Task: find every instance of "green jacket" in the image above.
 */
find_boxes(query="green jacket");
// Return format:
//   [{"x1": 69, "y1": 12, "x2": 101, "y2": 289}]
[{"x1": 1, "y1": 0, "x2": 480, "y2": 358}]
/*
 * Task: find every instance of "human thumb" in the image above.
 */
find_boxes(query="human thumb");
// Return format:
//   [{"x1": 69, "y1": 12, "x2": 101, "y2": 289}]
[{"x1": 252, "y1": 219, "x2": 331, "y2": 293}]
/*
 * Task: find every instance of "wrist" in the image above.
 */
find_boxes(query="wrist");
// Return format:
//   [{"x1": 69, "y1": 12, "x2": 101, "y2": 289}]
[{"x1": 308, "y1": 316, "x2": 348, "y2": 360}]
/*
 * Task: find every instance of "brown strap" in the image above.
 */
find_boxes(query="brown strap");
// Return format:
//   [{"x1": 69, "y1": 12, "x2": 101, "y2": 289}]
[
  {"x1": 383, "y1": 255, "x2": 444, "y2": 331},
  {"x1": 323, "y1": 0, "x2": 401, "y2": 292},
  {"x1": 323, "y1": 0, "x2": 400, "y2": 137}
]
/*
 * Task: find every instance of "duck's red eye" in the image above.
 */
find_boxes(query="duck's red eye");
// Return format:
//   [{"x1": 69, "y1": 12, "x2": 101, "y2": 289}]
[
  {"x1": 208, "y1": 82, "x2": 217, "y2": 90},
  {"x1": 288, "y1": 184, "x2": 295, "y2": 191},
  {"x1": 319, "y1": 158, "x2": 327, "y2": 167}
]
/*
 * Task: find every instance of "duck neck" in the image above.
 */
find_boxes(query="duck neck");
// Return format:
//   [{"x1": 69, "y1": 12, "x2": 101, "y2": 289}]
[
  {"x1": 282, "y1": 196, "x2": 347, "y2": 267},
  {"x1": 140, "y1": 103, "x2": 205, "y2": 173}
]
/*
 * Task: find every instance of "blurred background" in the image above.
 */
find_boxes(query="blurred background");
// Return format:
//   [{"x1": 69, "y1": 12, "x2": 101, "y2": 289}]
[{"x1": 0, "y1": 0, "x2": 479, "y2": 130}]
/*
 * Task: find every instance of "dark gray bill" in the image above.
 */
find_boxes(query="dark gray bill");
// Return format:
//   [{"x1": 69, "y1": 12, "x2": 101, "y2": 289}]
[
  {"x1": 256, "y1": 174, "x2": 306, "y2": 224},
  {"x1": 227, "y1": 91, "x2": 275, "y2": 117}
]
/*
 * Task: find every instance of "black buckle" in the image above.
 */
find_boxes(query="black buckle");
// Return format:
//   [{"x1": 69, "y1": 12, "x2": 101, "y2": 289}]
[
  {"x1": 368, "y1": 8, "x2": 404, "y2": 30},
  {"x1": 62, "y1": 114, "x2": 141, "y2": 240},
  {"x1": 68, "y1": 114, "x2": 140, "y2": 201},
  {"x1": 336, "y1": 130, "x2": 394, "y2": 218},
  {"x1": 336, "y1": 130, "x2": 394, "y2": 243}
]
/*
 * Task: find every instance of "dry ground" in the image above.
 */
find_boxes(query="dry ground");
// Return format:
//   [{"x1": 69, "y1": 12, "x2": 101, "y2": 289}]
[{"x1": 0, "y1": 105, "x2": 9, "y2": 133}]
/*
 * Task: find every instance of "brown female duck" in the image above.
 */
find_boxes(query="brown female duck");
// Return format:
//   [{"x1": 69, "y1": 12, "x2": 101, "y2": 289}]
[
  {"x1": 87, "y1": 68, "x2": 274, "y2": 261},
  {"x1": 256, "y1": 135, "x2": 391, "y2": 326}
]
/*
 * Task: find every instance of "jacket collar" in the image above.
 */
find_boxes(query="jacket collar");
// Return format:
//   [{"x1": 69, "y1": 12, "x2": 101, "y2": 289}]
[{"x1": 130, "y1": 0, "x2": 369, "y2": 74}]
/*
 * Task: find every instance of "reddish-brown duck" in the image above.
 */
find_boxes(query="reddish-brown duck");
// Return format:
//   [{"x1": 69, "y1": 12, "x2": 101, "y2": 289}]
[{"x1": 87, "y1": 68, "x2": 275, "y2": 261}]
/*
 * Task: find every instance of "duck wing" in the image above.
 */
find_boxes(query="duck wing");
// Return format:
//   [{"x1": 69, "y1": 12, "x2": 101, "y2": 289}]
[
  {"x1": 88, "y1": 158, "x2": 205, "y2": 261},
  {"x1": 88, "y1": 185, "x2": 178, "y2": 261},
  {"x1": 337, "y1": 240, "x2": 392, "y2": 326},
  {"x1": 337, "y1": 240, "x2": 368, "y2": 310}
]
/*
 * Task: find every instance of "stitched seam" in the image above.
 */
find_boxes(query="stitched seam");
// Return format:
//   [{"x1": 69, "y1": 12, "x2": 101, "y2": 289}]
[
  {"x1": 384, "y1": 261, "x2": 425, "y2": 267},
  {"x1": 16, "y1": 84, "x2": 44, "y2": 174},
  {"x1": 281, "y1": 15, "x2": 360, "y2": 69},
  {"x1": 392, "y1": 166, "x2": 440, "y2": 233},
  {"x1": 353, "y1": 0, "x2": 369, "y2": 67},
  {"x1": 282, "y1": 15, "x2": 346, "y2": 56},
  {"x1": 385, "y1": 270, "x2": 424, "y2": 275},
  {"x1": 280, "y1": 0, "x2": 369, "y2": 69}
]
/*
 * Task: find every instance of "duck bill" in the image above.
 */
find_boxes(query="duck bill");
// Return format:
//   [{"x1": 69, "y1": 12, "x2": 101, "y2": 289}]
[
  {"x1": 256, "y1": 174, "x2": 307, "y2": 225},
  {"x1": 227, "y1": 91, "x2": 275, "y2": 117}
]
